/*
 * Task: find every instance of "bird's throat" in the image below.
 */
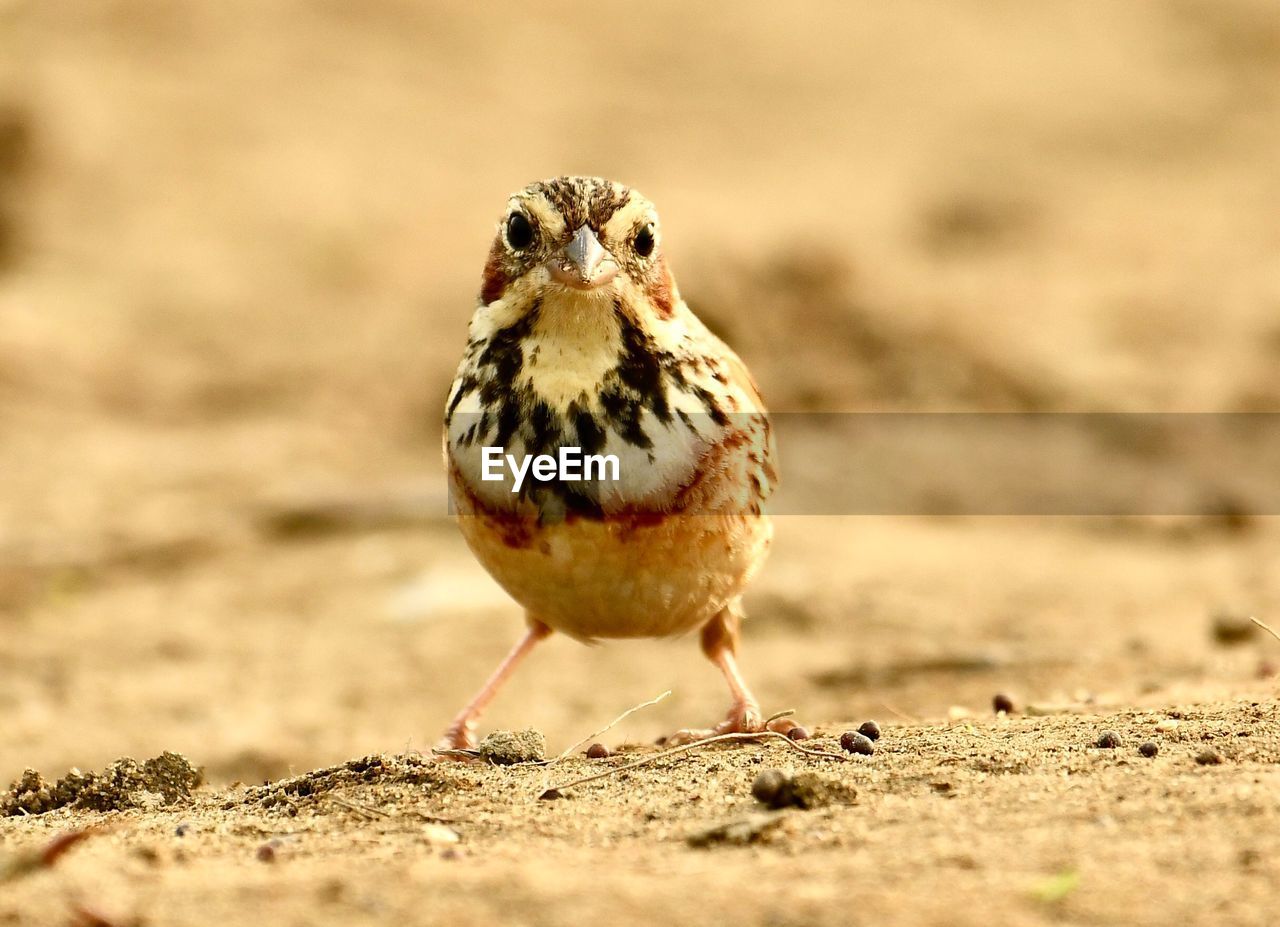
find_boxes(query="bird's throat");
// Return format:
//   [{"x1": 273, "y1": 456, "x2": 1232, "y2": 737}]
[{"x1": 519, "y1": 290, "x2": 626, "y2": 413}]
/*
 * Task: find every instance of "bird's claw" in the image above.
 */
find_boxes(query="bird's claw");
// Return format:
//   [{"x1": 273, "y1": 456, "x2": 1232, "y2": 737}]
[
  {"x1": 434, "y1": 722, "x2": 477, "y2": 757},
  {"x1": 664, "y1": 702, "x2": 807, "y2": 747}
]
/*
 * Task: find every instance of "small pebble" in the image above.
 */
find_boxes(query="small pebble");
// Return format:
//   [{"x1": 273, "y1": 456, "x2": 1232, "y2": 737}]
[
  {"x1": 751, "y1": 768, "x2": 789, "y2": 807},
  {"x1": 1195, "y1": 749, "x2": 1224, "y2": 766},
  {"x1": 538, "y1": 788, "x2": 563, "y2": 801},
  {"x1": 256, "y1": 842, "x2": 278, "y2": 863},
  {"x1": 840, "y1": 731, "x2": 875, "y2": 756},
  {"x1": 1096, "y1": 731, "x2": 1121, "y2": 749},
  {"x1": 786, "y1": 725, "x2": 810, "y2": 741},
  {"x1": 175, "y1": 823, "x2": 192, "y2": 837},
  {"x1": 857, "y1": 720, "x2": 881, "y2": 742},
  {"x1": 586, "y1": 743, "x2": 610, "y2": 759},
  {"x1": 1139, "y1": 741, "x2": 1159, "y2": 758},
  {"x1": 992, "y1": 693, "x2": 1016, "y2": 714},
  {"x1": 1155, "y1": 718, "x2": 1179, "y2": 734},
  {"x1": 750, "y1": 769, "x2": 853, "y2": 809}
]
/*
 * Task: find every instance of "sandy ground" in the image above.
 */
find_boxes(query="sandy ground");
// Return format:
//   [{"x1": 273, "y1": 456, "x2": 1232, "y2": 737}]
[
  {"x1": 4, "y1": 702, "x2": 1279, "y2": 927},
  {"x1": 2, "y1": 2, "x2": 1280, "y2": 925}
]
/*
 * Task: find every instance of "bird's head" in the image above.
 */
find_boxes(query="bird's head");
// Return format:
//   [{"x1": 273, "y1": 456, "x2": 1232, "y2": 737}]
[{"x1": 478, "y1": 176, "x2": 676, "y2": 320}]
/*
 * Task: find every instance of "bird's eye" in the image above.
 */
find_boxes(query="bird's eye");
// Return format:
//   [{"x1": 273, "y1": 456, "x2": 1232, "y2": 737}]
[
  {"x1": 633, "y1": 224, "x2": 656, "y2": 258},
  {"x1": 506, "y1": 212, "x2": 535, "y2": 251}
]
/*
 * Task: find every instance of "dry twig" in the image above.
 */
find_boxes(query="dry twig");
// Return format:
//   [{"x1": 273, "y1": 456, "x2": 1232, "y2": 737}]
[
  {"x1": 552, "y1": 689, "x2": 672, "y2": 763},
  {"x1": 879, "y1": 700, "x2": 920, "y2": 723},
  {"x1": 1251, "y1": 617, "x2": 1280, "y2": 645},
  {"x1": 542, "y1": 730, "x2": 846, "y2": 797},
  {"x1": 537, "y1": 689, "x2": 672, "y2": 794}
]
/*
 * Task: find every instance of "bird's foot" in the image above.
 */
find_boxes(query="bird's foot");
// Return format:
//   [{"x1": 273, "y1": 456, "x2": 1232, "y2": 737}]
[
  {"x1": 432, "y1": 722, "x2": 478, "y2": 759},
  {"x1": 664, "y1": 702, "x2": 807, "y2": 747},
  {"x1": 713, "y1": 699, "x2": 765, "y2": 736}
]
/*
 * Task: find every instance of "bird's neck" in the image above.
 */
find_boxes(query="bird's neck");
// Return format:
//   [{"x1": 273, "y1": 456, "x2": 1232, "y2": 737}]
[{"x1": 515, "y1": 290, "x2": 662, "y2": 415}]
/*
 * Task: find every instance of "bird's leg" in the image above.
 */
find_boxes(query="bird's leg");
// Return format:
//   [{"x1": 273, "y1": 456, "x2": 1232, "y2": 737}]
[
  {"x1": 437, "y1": 618, "x2": 552, "y2": 751},
  {"x1": 701, "y1": 603, "x2": 764, "y2": 735},
  {"x1": 667, "y1": 602, "x2": 802, "y2": 745}
]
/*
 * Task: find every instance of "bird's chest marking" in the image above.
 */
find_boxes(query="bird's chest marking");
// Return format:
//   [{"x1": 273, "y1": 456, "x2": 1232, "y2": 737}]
[{"x1": 446, "y1": 303, "x2": 734, "y2": 516}]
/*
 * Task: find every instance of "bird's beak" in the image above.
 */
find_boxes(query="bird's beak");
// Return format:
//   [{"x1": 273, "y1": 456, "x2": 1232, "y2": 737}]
[{"x1": 547, "y1": 225, "x2": 618, "y2": 290}]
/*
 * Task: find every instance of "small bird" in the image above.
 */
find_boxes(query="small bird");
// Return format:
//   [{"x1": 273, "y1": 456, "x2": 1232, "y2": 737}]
[{"x1": 440, "y1": 176, "x2": 794, "y2": 749}]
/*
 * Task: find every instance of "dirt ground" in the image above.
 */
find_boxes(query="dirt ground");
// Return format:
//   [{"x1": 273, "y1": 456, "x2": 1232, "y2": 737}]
[{"x1": 2, "y1": 2, "x2": 1280, "y2": 925}]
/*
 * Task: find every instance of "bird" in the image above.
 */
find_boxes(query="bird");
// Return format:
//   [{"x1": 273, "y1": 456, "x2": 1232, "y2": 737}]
[{"x1": 439, "y1": 176, "x2": 796, "y2": 750}]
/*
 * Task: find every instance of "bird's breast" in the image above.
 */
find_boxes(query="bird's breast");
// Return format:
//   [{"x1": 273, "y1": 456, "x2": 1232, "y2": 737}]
[{"x1": 444, "y1": 296, "x2": 775, "y2": 521}]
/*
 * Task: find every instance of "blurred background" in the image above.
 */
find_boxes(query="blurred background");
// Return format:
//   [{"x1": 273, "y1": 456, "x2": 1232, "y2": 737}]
[{"x1": 2, "y1": 1, "x2": 1279, "y2": 785}]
